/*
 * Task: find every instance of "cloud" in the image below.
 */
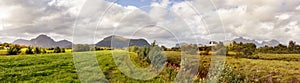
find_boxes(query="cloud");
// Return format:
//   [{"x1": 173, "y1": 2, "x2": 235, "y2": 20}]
[{"x1": 1, "y1": 0, "x2": 300, "y2": 47}]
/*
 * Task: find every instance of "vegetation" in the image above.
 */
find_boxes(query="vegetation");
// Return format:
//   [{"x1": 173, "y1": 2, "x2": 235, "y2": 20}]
[
  {"x1": 227, "y1": 41, "x2": 256, "y2": 58},
  {"x1": 34, "y1": 47, "x2": 42, "y2": 54},
  {"x1": 25, "y1": 46, "x2": 34, "y2": 54},
  {"x1": 1, "y1": 40, "x2": 300, "y2": 82},
  {"x1": 7, "y1": 44, "x2": 22, "y2": 55},
  {"x1": 257, "y1": 40, "x2": 300, "y2": 54},
  {"x1": 53, "y1": 47, "x2": 61, "y2": 53},
  {"x1": 73, "y1": 44, "x2": 91, "y2": 52}
]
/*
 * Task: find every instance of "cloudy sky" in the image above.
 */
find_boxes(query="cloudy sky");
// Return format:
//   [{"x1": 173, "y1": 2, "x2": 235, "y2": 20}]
[{"x1": 0, "y1": 0, "x2": 300, "y2": 47}]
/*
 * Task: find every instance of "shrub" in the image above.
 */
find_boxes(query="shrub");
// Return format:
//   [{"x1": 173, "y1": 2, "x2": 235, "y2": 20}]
[
  {"x1": 34, "y1": 47, "x2": 42, "y2": 54},
  {"x1": 7, "y1": 44, "x2": 21, "y2": 55},
  {"x1": 61, "y1": 48, "x2": 65, "y2": 53},
  {"x1": 26, "y1": 46, "x2": 34, "y2": 54},
  {"x1": 54, "y1": 47, "x2": 61, "y2": 53},
  {"x1": 42, "y1": 48, "x2": 47, "y2": 54},
  {"x1": 128, "y1": 46, "x2": 139, "y2": 52}
]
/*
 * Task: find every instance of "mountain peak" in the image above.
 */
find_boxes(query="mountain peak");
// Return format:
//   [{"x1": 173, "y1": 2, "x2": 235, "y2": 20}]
[
  {"x1": 104, "y1": 35, "x2": 128, "y2": 41},
  {"x1": 36, "y1": 34, "x2": 51, "y2": 39}
]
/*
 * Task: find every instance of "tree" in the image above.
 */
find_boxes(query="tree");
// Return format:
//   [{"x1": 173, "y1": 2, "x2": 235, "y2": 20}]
[
  {"x1": 242, "y1": 43, "x2": 256, "y2": 57},
  {"x1": 161, "y1": 45, "x2": 168, "y2": 51},
  {"x1": 54, "y1": 47, "x2": 61, "y2": 53},
  {"x1": 25, "y1": 46, "x2": 34, "y2": 54},
  {"x1": 288, "y1": 41, "x2": 296, "y2": 51},
  {"x1": 34, "y1": 47, "x2": 42, "y2": 54},
  {"x1": 7, "y1": 44, "x2": 21, "y2": 55},
  {"x1": 61, "y1": 48, "x2": 66, "y2": 53}
]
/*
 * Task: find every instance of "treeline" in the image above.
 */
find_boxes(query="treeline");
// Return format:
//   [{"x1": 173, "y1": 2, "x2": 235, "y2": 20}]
[
  {"x1": 0, "y1": 43, "x2": 67, "y2": 55},
  {"x1": 227, "y1": 41, "x2": 257, "y2": 58},
  {"x1": 72, "y1": 44, "x2": 112, "y2": 52},
  {"x1": 159, "y1": 40, "x2": 300, "y2": 56},
  {"x1": 256, "y1": 41, "x2": 300, "y2": 54}
]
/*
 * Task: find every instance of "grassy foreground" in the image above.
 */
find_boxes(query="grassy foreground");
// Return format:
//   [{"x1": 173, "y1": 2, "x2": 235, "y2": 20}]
[{"x1": 0, "y1": 50, "x2": 299, "y2": 82}]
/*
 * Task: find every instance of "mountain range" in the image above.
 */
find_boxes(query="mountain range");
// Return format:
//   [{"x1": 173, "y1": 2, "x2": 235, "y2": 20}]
[
  {"x1": 12, "y1": 34, "x2": 280, "y2": 48},
  {"x1": 12, "y1": 35, "x2": 150, "y2": 48},
  {"x1": 13, "y1": 34, "x2": 73, "y2": 48},
  {"x1": 232, "y1": 37, "x2": 280, "y2": 47}
]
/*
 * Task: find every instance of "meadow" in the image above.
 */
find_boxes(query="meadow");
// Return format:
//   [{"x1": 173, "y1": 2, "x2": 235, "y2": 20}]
[{"x1": 0, "y1": 50, "x2": 299, "y2": 82}]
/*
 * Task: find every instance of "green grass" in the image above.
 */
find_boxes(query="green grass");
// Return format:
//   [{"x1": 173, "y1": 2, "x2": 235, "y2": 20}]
[
  {"x1": 0, "y1": 53, "x2": 79, "y2": 82},
  {"x1": 0, "y1": 50, "x2": 299, "y2": 82},
  {"x1": 0, "y1": 51, "x2": 178, "y2": 82}
]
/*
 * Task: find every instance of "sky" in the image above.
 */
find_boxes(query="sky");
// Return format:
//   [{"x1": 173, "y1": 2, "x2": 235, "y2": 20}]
[{"x1": 0, "y1": 0, "x2": 300, "y2": 47}]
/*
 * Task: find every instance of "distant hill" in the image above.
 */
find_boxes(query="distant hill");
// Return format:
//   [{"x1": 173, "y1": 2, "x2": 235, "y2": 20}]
[
  {"x1": 96, "y1": 35, "x2": 150, "y2": 48},
  {"x1": 233, "y1": 37, "x2": 261, "y2": 46},
  {"x1": 13, "y1": 34, "x2": 72, "y2": 48},
  {"x1": 261, "y1": 39, "x2": 280, "y2": 47},
  {"x1": 232, "y1": 37, "x2": 280, "y2": 47}
]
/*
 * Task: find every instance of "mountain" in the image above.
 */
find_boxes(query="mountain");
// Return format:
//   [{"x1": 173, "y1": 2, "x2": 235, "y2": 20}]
[
  {"x1": 55, "y1": 40, "x2": 73, "y2": 48},
  {"x1": 13, "y1": 39, "x2": 31, "y2": 45},
  {"x1": 233, "y1": 37, "x2": 260, "y2": 46},
  {"x1": 232, "y1": 37, "x2": 280, "y2": 47},
  {"x1": 12, "y1": 34, "x2": 72, "y2": 48},
  {"x1": 261, "y1": 39, "x2": 280, "y2": 47},
  {"x1": 96, "y1": 35, "x2": 150, "y2": 48}
]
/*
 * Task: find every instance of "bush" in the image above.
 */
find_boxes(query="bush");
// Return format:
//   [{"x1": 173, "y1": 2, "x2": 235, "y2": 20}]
[
  {"x1": 26, "y1": 46, "x2": 34, "y2": 54},
  {"x1": 47, "y1": 48, "x2": 54, "y2": 50},
  {"x1": 34, "y1": 47, "x2": 42, "y2": 54},
  {"x1": 7, "y1": 44, "x2": 21, "y2": 55},
  {"x1": 61, "y1": 48, "x2": 65, "y2": 53},
  {"x1": 128, "y1": 46, "x2": 139, "y2": 52},
  {"x1": 42, "y1": 48, "x2": 47, "y2": 54},
  {"x1": 54, "y1": 47, "x2": 61, "y2": 53}
]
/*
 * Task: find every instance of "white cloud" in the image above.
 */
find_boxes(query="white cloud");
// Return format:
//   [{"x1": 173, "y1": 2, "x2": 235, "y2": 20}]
[{"x1": 1, "y1": 0, "x2": 300, "y2": 46}]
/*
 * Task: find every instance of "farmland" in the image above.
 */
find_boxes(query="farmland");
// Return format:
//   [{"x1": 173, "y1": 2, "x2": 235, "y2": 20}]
[{"x1": 0, "y1": 50, "x2": 299, "y2": 82}]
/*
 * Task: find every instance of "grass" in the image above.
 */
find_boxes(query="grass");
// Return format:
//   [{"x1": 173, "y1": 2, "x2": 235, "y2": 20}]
[
  {"x1": 227, "y1": 57, "x2": 300, "y2": 82},
  {"x1": 0, "y1": 51, "x2": 178, "y2": 82},
  {"x1": 165, "y1": 51, "x2": 300, "y2": 82},
  {"x1": 255, "y1": 53, "x2": 300, "y2": 61},
  {"x1": 0, "y1": 53, "x2": 79, "y2": 82},
  {"x1": 0, "y1": 50, "x2": 299, "y2": 82}
]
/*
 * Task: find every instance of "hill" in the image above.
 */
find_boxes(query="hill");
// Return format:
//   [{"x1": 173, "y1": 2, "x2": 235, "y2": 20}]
[
  {"x1": 12, "y1": 34, "x2": 72, "y2": 48},
  {"x1": 232, "y1": 37, "x2": 280, "y2": 47},
  {"x1": 96, "y1": 35, "x2": 150, "y2": 48}
]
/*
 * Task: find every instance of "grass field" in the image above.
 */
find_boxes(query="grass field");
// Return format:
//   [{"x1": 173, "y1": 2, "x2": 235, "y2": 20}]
[
  {"x1": 0, "y1": 51, "x2": 178, "y2": 82},
  {"x1": 0, "y1": 50, "x2": 299, "y2": 82}
]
